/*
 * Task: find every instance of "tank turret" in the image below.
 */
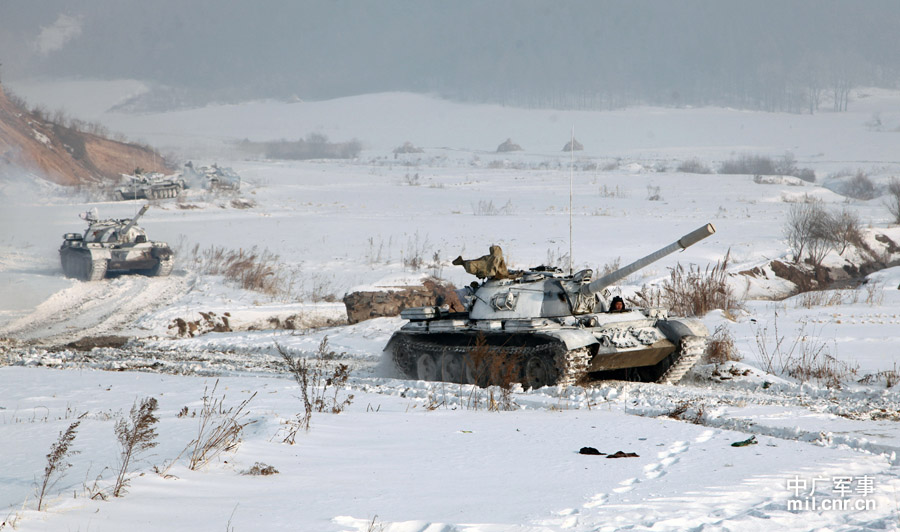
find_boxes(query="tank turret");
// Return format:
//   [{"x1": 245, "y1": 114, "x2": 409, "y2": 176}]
[
  {"x1": 384, "y1": 223, "x2": 718, "y2": 389},
  {"x1": 468, "y1": 224, "x2": 715, "y2": 320},
  {"x1": 59, "y1": 205, "x2": 174, "y2": 281}
]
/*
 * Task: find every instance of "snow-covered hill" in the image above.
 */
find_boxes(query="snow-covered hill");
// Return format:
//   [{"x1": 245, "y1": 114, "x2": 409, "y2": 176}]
[{"x1": 1, "y1": 82, "x2": 899, "y2": 531}]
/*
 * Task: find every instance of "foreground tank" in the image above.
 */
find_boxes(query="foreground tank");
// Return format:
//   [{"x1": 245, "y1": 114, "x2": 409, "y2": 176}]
[
  {"x1": 59, "y1": 205, "x2": 174, "y2": 281},
  {"x1": 385, "y1": 224, "x2": 716, "y2": 388}
]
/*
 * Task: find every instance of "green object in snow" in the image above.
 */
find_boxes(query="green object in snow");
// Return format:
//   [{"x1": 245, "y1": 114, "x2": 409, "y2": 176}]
[{"x1": 731, "y1": 436, "x2": 757, "y2": 447}]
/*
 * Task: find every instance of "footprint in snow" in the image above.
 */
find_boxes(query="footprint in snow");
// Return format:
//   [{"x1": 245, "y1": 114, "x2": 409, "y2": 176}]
[
  {"x1": 584, "y1": 493, "x2": 608, "y2": 508},
  {"x1": 613, "y1": 477, "x2": 639, "y2": 493}
]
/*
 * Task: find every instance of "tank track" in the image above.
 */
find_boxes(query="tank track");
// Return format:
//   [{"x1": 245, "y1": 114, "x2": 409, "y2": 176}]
[
  {"x1": 657, "y1": 335, "x2": 706, "y2": 385},
  {"x1": 151, "y1": 256, "x2": 175, "y2": 277},
  {"x1": 391, "y1": 334, "x2": 592, "y2": 389},
  {"x1": 61, "y1": 249, "x2": 108, "y2": 281}
]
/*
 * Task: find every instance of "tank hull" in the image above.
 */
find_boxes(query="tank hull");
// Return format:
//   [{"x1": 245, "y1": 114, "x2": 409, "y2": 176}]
[{"x1": 385, "y1": 314, "x2": 707, "y2": 388}]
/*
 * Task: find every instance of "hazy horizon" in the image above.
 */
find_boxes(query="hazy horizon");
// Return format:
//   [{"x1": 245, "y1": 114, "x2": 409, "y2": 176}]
[{"x1": 2, "y1": 1, "x2": 900, "y2": 112}]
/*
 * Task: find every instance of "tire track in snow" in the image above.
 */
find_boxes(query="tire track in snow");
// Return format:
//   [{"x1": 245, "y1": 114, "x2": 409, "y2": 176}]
[{"x1": 0, "y1": 273, "x2": 191, "y2": 345}]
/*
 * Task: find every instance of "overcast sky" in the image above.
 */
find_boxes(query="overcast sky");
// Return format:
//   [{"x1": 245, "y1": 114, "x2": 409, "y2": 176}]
[{"x1": 2, "y1": 1, "x2": 899, "y2": 109}]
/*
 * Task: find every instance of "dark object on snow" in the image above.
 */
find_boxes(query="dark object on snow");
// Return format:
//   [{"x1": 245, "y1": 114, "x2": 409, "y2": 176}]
[
  {"x1": 731, "y1": 436, "x2": 758, "y2": 447},
  {"x1": 579, "y1": 446, "x2": 604, "y2": 455},
  {"x1": 606, "y1": 451, "x2": 640, "y2": 458}
]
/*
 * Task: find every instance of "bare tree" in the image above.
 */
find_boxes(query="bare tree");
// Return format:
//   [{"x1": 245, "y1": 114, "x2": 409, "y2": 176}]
[
  {"x1": 826, "y1": 208, "x2": 862, "y2": 255},
  {"x1": 784, "y1": 202, "x2": 835, "y2": 267}
]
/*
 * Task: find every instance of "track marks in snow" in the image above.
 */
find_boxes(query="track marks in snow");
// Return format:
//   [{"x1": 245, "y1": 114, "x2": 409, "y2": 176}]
[{"x1": 0, "y1": 274, "x2": 190, "y2": 344}]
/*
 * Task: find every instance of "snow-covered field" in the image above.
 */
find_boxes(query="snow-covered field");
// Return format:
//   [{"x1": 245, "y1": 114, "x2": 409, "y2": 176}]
[{"x1": 2, "y1": 80, "x2": 900, "y2": 531}]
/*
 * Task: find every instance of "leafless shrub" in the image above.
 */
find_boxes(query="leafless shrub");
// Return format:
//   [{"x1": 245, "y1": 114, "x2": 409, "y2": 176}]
[
  {"x1": 751, "y1": 313, "x2": 856, "y2": 387},
  {"x1": 598, "y1": 184, "x2": 626, "y2": 198},
  {"x1": 403, "y1": 232, "x2": 431, "y2": 271},
  {"x1": 393, "y1": 141, "x2": 423, "y2": 155},
  {"x1": 186, "y1": 382, "x2": 256, "y2": 470},
  {"x1": 472, "y1": 199, "x2": 515, "y2": 216},
  {"x1": 719, "y1": 154, "x2": 777, "y2": 175},
  {"x1": 646, "y1": 185, "x2": 662, "y2": 201},
  {"x1": 780, "y1": 192, "x2": 820, "y2": 204},
  {"x1": 842, "y1": 171, "x2": 877, "y2": 200},
  {"x1": 465, "y1": 334, "x2": 521, "y2": 411},
  {"x1": 885, "y1": 178, "x2": 900, "y2": 224},
  {"x1": 795, "y1": 289, "x2": 857, "y2": 308},
  {"x1": 240, "y1": 133, "x2": 361, "y2": 160},
  {"x1": 402, "y1": 172, "x2": 421, "y2": 186},
  {"x1": 544, "y1": 248, "x2": 570, "y2": 271},
  {"x1": 113, "y1": 397, "x2": 159, "y2": 497},
  {"x1": 677, "y1": 159, "x2": 712, "y2": 174},
  {"x1": 667, "y1": 400, "x2": 704, "y2": 424},
  {"x1": 826, "y1": 208, "x2": 863, "y2": 255},
  {"x1": 305, "y1": 272, "x2": 338, "y2": 302},
  {"x1": 189, "y1": 245, "x2": 284, "y2": 295},
  {"x1": 242, "y1": 462, "x2": 279, "y2": 476},
  {"x1": 601, "y1": 159, "x2": 620, "y2": 171},
  {"x1": 598, "y1": 257, "x2": 621, "y2": 277},
  {"x1": 705, "y1": 324, "x2": 741, "y2": 364},
  {"x1": 794, "y1": 168, "x2": 817, "y2": 182},
  {"x1": 277, "y1": 338, "x2": 354, "y2": 442},
  {"x1": 783, "y1": 202, "x2": 834, "y2": 267},
  {"x1": 858, "y1": 364, "x2": 900, "y2": 388},
  {"x1": 645, "y1": 251, "x2": 741, "y2": 317},
  {"x1": 37, "y1": 419, "x2": 82, "y2": 511},
  {"x1": 865, "y1": 280, "x2": 885, "y2": 306}
]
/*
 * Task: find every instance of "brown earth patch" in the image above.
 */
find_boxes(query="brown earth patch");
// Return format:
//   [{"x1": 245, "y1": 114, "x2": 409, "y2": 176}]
[{"x1": 0, "y1": 84, "x2": 171, "y2": 186}]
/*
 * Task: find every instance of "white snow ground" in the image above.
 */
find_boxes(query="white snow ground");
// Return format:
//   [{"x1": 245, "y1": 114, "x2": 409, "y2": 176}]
[{"x1": 1, "y1": 81, "x2": 900, "y2": 531}]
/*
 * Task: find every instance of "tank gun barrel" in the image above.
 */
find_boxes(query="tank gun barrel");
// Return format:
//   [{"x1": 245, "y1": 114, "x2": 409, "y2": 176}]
[
  {"x1": 580, "y1": 223, "x2": 716, "y2": 296},
  {"x1": 119, "y1": 204, "x2": 150, "y2": 239}
]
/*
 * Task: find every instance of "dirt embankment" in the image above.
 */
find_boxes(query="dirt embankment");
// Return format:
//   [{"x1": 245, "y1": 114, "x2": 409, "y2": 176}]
[{"x1": 0, "y1": 84, "x2": 171, "y2": 185}]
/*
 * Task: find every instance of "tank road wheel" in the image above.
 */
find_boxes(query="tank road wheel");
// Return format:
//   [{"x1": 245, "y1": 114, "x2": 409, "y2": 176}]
[
  {"x1": 416, "y1": 353, "x2": 439, "y2": 381},
  {"x1": 144, "y1": 256, "x2": 174, "y2": 277},
  {"x1": 523, "y1": 354, "x2": 555, "y2": 390},
  {"x1": 439, "y1": 353, "x2": 464, "y2": 383}
]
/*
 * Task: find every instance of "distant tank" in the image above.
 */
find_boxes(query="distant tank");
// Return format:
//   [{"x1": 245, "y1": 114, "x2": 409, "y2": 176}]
[
  {"x1": 59, "y1": 205, "x2": 174, "y2": 281},
  {"x1": 116, "y1": 173, "x2": 185, "y2": 200},
  {"x1": 384, "y1": 224, "x2": 716, "y2": 388},
  {"x1": 182, "y1": 162, "x2": 241, "y2": 192}
]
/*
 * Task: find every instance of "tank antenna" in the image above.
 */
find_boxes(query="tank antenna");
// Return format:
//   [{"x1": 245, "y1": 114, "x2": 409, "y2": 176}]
[{"x1": 569, "y1": 125, "x2": 574, "y2": 274}]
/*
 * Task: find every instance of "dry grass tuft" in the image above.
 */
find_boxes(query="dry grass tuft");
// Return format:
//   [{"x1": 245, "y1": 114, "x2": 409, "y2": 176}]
[
  {"x1": 705, "y1": 324, "x2": 741, "y2": 364},
  {"x1": 631, "y1": 251, "x2": 741, "y2": 317},
  {"x1": 465, "y1": 334, "x2": 521, "y2": 411},
  {"x1": 752, "y1": 313, "x2": 858, "y2": 388},
  {"x1": 113, "y1": 397, "x2": 159, "y2": 497},
  {"x1": 242, "y1": 462, "x2": 279, "y2": 476},
  {"x1": 37, "y1": 418, "x2": 83, "y2": 511},
  {"x1": 186, "y1": 382, "x2": 256, "y2": 470},
  {"x1": 277, "y1": 338, "x2": 354, "y2": 442}
]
